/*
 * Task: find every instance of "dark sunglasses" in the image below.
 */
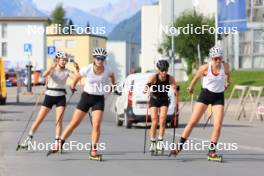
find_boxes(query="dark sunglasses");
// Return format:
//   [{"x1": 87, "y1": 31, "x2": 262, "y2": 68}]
[
  {"x1": 213, "y1": 57, "x2": 222, "y2": 61},
  {"x1": 160, "y1": 69, "x2": 168, "y2": 72},
  {"x1": 95, "y1": 56, "x2": 106, "y2": 61}
]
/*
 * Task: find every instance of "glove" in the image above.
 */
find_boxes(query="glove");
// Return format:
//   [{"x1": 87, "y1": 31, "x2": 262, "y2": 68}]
[{"x1": 70, "y1": 87, "x2": 77, "y2": 94}]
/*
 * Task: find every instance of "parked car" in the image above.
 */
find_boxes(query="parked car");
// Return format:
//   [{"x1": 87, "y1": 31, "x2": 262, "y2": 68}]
[
  {"x1": 5, "y1": 72, "x2": 17, "y2": 86},
  {"x1": 114, "y1": 73, "x2": 178, "y2": 128}
]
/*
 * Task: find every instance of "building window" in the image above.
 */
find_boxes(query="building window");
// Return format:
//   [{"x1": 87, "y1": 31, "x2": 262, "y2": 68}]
[
  {"x1": 247, "y1": 0, "x2": 264, "y2": 22},
  {"x1": 1, "y1": 23, "x2": 7, "y2": 38},
  {"x1": 66, "y1": 40, "x2": 76, "y2": 48},
  {"x1": 1, "y1": 42, "x2": 7, "y2": 57},
  {"x1": 54, "y1": 40, "x2": 64, "y2": 49}
]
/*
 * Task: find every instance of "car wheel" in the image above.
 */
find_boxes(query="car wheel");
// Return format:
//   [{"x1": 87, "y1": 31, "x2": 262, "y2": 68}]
[
  {"x1": 115, "y1": 113, "x2": 123, "y2": 127},
  {"x1": 124, "y1": 113, "x2": 132, "y2": 129}
]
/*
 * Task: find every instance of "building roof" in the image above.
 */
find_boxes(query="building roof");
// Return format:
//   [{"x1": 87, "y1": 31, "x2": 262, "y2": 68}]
[
  {"x1": 47, "y1": 33, "x2": 107, "y2": 40},
  {"x1": 0, "y1": 16, "x2": 49, "y2": 22}
]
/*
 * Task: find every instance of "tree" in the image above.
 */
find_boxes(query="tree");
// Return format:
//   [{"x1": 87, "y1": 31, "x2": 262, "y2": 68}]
[
  {"x1": 160, "y1": 9, "x2": 215, "y2": 75},
  {"x1": 51, "y1": 3, "x2": 66, "y2": 27}
]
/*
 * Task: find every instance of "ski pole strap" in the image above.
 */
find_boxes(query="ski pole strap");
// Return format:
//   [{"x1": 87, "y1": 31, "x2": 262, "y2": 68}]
[{"x1": 47, "y1": 87, "x2": 67, "y2": 94}]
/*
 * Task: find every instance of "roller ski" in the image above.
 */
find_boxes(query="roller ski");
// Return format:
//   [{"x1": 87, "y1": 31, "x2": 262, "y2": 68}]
[
  {"x1": 89, "y1": 154, "x2": 102, "y2": 161},
  {"x1": 168, "y1": 149, "x2": 179, "y2": 157},
  {"x1": 149, "y1": 140, "x2": 157, "y2": 156},
  {"x1": 156, "y1": 139, "x2": 165, "y2": 155},
  {"x1": 207, "y1": 151, "x2": 223, "y2": 162},
  {"x1": 89, "y1": 145, "x2": 102, "y2": 161},
  {"x1": 16, "y1": 135, "x2": 33, "y2": 151},
  {"x1": 46, "y1": 139, "x2": 64, "y2": 157}
]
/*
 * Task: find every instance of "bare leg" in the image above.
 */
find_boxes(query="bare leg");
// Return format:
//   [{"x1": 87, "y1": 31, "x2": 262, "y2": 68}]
[
  {"x1": 210, "y1": 105, "x2": 224, "y2": 143},
  {"x1": 91, "y1": 110, "x2": 104, "y2": 156},
  {"x1": 55, "y1": 106, "x2": 65, "y2": 138},
  {"x1": 29, "y1": 106, "x2": 51, "y2": 135},
  {"x1": 158, "y1": 106, "x2": 168, "y2": 139},
  {"x1": 61, "y1": 109, "x2": 87, "y2": 140},
  {"x1": 150, "y1": 107, "x2": 159, "y2": 140},
  {"x1": 181, "y1": 102, "x2": 208, "y2": 139}
]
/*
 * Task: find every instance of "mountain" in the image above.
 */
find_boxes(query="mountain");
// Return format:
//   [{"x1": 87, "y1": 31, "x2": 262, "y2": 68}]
[
  {"x1": 108, "y1": 10, "x2": 141, "y2": 45},
  {"x1": 90, "y1": 0, "x2": 156, "y2": 24},
  {"x1": 65, "y1": 7, "x2": 115, "y2": 36},
  {"x1": 0, "y1": 0, "x2": 45, "y2": 16}
]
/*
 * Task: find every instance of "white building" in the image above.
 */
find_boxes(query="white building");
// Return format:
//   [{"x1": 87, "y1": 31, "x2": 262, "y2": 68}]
[
  {"x1": 141, "y1": 0, "x2": 264, "y2": 72},
  {"x1": 107, "y1": 40, "x2": 140, "y2": 82},
  {"x1": 0, "y1": 17, "x2": 49, "y2": 70},
  {"x1": 141, "y1": 0, "x2": 193, "y2": 81}
]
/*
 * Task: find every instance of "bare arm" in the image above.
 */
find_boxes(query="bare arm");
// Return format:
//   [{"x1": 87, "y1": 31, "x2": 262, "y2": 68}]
[
  {"x1": 43, "y1": 62, "x2": 57, "y2": 78},
  {"x1": 187, "y1": 64, "x2": 208, "y2": 94},
  {"x1": 224, "y1": 63, "x2": 231, "y2": 90}
]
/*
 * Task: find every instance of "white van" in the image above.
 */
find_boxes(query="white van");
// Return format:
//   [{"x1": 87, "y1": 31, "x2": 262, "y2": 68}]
[{"x1": 114, "y1": 73, "x2": 178, "y2": 128}]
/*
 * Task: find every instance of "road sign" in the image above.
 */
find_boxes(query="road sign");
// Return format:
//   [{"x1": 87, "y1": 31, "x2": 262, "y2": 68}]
[
  {"x1": 47, "y1": 46, "x2": 56, "y2": 56},
  {"x1": 24, "y1": 43, "x2": 32, "y2": 56}
]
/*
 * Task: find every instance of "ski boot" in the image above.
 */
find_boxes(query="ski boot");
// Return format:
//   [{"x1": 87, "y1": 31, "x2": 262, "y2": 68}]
[
  {"x1": 16, "y1": 135, "x2": 33, "y2": 151},
  {"x1": 149, "y1": 140, "x2": 157, "y2": 156},
  {"x1": 46, "y1": 139, "x2": 64, "y2": 157},
  {"x1": 207, "y1": 151, "x2": 223, "y2": 162},
  {"x1": 89, "y1": 145, "x2": 102, "y2": 161},
  {"x1": 156, "y1": 139, "x2": 165, "y2": 155}
]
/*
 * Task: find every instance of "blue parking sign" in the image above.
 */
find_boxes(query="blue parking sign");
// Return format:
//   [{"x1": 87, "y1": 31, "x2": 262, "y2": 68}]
[
  {"x1": 47, "y1": 46, "x2": 56, "y2": 56},
  {"x1": 24, "y1": 43, "x2": 32, "y2": 56}
]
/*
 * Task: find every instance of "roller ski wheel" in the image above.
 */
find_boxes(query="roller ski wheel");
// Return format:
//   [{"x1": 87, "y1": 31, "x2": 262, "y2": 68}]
[
  {"x1": 156, "y1": 149, "x2": 164, "y2": 156},
  {"x1": 207, "y1": 152, "x2": 223, "y2": 162},
  {"x1": 89, "y1": 154, "x2": 102, "y2": 161}
]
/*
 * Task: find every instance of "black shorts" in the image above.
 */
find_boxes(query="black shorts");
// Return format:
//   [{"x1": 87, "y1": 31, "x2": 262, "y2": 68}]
[
  {"x1": 42, "y1": 95, "x2": 66, "y2": 109},
  {"x1": 197, "y1": 88, "x2": 224, "y2": 106},
  {"x1": 149, "y1": 96, "x2": 170, "y2": 108},
  {"x1": 76, "y1": 92, "x2": 105, "y2": 113}
]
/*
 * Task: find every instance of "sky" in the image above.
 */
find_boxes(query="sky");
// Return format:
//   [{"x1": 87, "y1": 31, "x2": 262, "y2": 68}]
[{"x1": 32, "y1": 0, "x2": 120, "y2": 12}]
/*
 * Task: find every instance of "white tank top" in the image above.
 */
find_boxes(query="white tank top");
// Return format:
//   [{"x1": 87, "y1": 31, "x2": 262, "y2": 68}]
[
  {"x1": 80, "y1": 64, "x2": 113, "y2": 95},
  {"x1": 202, "y1": 62, "x2": 225, "y2": 93},
  {"x1": 46, "y1": 69, "x2": 70, "y2": 96}
]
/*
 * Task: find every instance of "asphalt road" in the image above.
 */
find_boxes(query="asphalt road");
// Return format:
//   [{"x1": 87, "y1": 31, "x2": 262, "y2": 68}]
[{"x1": 0, "y1": 86, "x2": 264, "y2": 176}]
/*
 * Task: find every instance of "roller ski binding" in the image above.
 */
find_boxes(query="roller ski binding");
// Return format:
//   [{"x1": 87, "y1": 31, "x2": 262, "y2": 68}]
[
  {"x1": 207, "y1": 151, "x2": 223, "y2": 162},
  {"x1": 149, "y1": 140, "x2": 157, "y2": 156},
  {"x1": 156, "y1": 139, "x2": 165, "y2": 155},
  {"x1": 16, "y1": 135, "x2": 33, "y2": 151}
]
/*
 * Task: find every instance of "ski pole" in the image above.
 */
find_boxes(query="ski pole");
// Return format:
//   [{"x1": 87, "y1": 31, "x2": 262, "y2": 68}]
[
  {"x1": 172, "y1": 86, "x2": 180, "y2": 144},
  {"x1": 191, "y1": 93, "x2": 194, "y2": 113},
  {"x1": 143, "y1": 95, "x2": 150, "y2": 154},
  {"x1": 16, "y1": 90, "x2": 45, "y2": 151}
]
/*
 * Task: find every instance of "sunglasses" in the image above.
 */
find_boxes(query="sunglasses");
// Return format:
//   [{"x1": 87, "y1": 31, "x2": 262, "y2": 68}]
[
  {"x1": 212, "y1": 57, "x2": 222, "y2": 61},
  {"x1": 95, "y1": 56, "x2": 106, "y2": 61},
  {"x1": 160, "y1": 69, "x2": 168, "y2": 72}
]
